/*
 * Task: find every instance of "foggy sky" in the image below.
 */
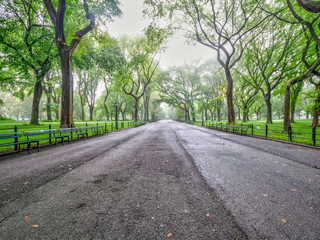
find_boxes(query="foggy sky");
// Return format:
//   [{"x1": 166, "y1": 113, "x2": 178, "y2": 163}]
[{"x1": 107, "y1": 0, "x2": 215, "y2": 69}]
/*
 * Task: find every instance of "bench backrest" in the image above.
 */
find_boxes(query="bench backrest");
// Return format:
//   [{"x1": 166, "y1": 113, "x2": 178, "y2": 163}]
[
  {"x1": 79, "y1": 126, "x2": 93, "y2": 131},
  {"x1": 24, "y1": 129, "x2": 58, "y2": 136},
  {"x1": 59, "y1": 128, "x2": 79, "y2": 133},
  {"x1": 0, "y1": 132, "x2": 22, "y2": 140}
]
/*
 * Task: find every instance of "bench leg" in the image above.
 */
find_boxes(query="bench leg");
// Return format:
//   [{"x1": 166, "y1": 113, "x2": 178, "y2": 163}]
[{"x1": 37, "y1": 141, "x2": 40, "y2": 152}]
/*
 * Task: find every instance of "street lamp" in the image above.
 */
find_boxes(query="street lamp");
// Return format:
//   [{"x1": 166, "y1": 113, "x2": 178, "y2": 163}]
[{"x1": 115, "y1": 102, "x2": 118, "y2": 130}]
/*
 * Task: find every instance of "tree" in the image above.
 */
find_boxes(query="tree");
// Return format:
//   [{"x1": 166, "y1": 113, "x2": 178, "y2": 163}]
[
  {"x1": 145, "y1": 0, "x2": 273, "y2": 124},
  {"x1": 199, "y1": 60, "x2": 225, "y2": 121},
  {"x1": 0, "y1": 0, "x2": 57, "y2": 124},
  {"x1": 243, "y1": 24, "x2": 302, "y2": 124},
  {"x1": 74, "y1": 43, "x2": 102, "y2": 121},
  {"x1": 96, "y1": 41, "x2": 125, "y2": 121},
  {"x1": 260, "y1": 0, "x2": 320, "y2": 128},
  {"x1": 157, "y1": 64, "x2": 202, "y2": 121},
  {"x1": 309, "y1": 76, "x2": 320, "y2": 126},
  {"x1": 233, "y1": 70, "x2": 259, "y2": 122},
  {"x1": 43, "y1": 0, "x2": 121, "y2": 127},
  {"x1": 290, "y1": 81, "x2": 304, "y2": 123},
  {"x1": 118, "y1": 29, "x2": 167, "y2": 122}
]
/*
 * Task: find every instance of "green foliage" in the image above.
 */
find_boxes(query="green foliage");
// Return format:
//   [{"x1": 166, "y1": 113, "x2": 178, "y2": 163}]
[{"x1": 0, "y1": 1, "x2": 57, "y2": 84}]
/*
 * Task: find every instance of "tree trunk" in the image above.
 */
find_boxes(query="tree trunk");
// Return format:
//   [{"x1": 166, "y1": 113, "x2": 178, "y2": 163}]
[
  {"x1": 205, "y1": 109, "x2": 208, "y2": 121},
  {"x1": 55, "y1": 104, "x2": 59, "y2": 120},
  {"x1": 191, "y1": 105, "x2": 195, "y2": 121},
  {"x1": 217, "y1": 100, "x2": 221, "y2": 122},
  {"x1": 144, "y1": 94, "x2": 150, "y2": 121},
  {"x1": 312, "y1": 85, "x2": 320, "y2": 127},
  {"x1": 297, "y1": 0, "x2": 320, "y2": 13},
  {"x1": 60, "y1": 48, "x2": 74, "y2": 128},
  {"x1": 104, "y1": 104, "x2": 109, "y2": 121},
  {"x1": 290, "y1": 103, "x2": 296, "y2": 123},
  {"x1": 89, "y1": 106, "x2": 94, "y2": 121},
  {"x1": 242, "y1": 106, "x2": 248, "y2": 123},
  {"x1": 284, "y1": 85, "x2": 291, "y2": 131},
  {"x1": 103, "y1": 92, "x2": 110, "y2": 121},
  {"x1": 30, "y1": 79, "x2": 43, "y2": 125},
  {"x1": 265, "y1": 95, "x2": 273, "y2": 124},
  {"x1": 46, "y1": 84, "x2": 52, "y2": 121},
  {"x1": 134, "y1": 98, "x2": 139, "y2": 122},
  {"x1": 81, "y1": 104, "x2": 85, "y2": 121},
  {"x1": 52, "y1": 91, "x2": 60, "y2": 120},
  {"x1": 225, "y1": 67, "x2": 236, "y2": 124}
]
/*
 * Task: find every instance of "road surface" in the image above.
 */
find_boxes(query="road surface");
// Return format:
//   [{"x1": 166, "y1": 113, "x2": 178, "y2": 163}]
[{"x1": 0, "y1": 120, "x2": 319, "y2": 239}]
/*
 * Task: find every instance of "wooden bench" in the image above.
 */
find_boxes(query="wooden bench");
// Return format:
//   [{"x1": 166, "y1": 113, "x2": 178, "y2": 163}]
[
  {"x1": 93, "y1": 126, "x2": 104, "y2": 136},
  {"x1": 24, "y1": 129, "x2": 65, "y2": 153},
  {"x1": 208, "y1": 124, "x2": 248, "y2": 135},
  {"x1": 238, "y1": 126, "x2": 249, "y2": 135},
  {"x1": 59, "y1": 128, "x2": 86, "y2": 142},
  {"x1": 0, "y1": 132, "x2": 29, "y2": 153},
  {"x1": 78, "y1": 127, "x2": 91, "y2": 139},
  {"x1": 78, "y1": 126, "x2": 101, "y2": 138}
]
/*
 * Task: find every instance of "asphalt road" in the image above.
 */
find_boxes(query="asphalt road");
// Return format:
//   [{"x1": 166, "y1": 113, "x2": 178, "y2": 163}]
[{"x1": 0, "y1": 120, "x2": 319, "y2": 239}]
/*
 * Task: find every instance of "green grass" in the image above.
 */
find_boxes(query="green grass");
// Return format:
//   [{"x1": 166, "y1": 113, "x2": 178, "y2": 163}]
[
  {"x1": 0, "y1": 120, "x2": 137, "y2": 153},
  {"x1": 191, "y1": 119, "x2": 319, "y2": 147}
]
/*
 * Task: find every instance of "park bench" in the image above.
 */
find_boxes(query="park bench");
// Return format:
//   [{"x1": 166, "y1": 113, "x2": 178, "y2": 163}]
[
  {"x1": 0, "y1": 132, "x2": 29, "y2": 153},
  {"x1": 78, "y1": 126, "x2": 104, "y2": 138},
  {"x1": 93, "y1": 126, "x2": 104, "y2": 136},
  {"x1": 59, "y1": 128, "x2": 86, "y2": 142},
  {"x1": 238, "y1": 126, "x2": 249, "y2": 135},
  {"x1": 221, "y1": 124, "x2": 232, "y2": 132},
  {"x1": 24, "y1": 129, "x2": 65, "y2": 153},
  {"x1": 78, "y1": 127, "x2": 91, "y2": 139},
  {"x1": 208, "y1": 124, "x2": 248, "y2": 135}
]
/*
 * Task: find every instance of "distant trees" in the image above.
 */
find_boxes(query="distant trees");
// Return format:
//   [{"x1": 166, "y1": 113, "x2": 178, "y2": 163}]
[
  {"x1": 117, "y1": 28, "x2": 167, "y2": 122},
  {"x1": 157, "y1": 64, "x2": 203, "y2": 121},
  {"x1": 145, "y1": 0, "x2": 273, "y2": 124}
]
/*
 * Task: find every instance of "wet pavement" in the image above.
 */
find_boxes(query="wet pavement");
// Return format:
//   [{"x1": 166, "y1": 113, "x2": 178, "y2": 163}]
[{"x1": 0, "y1": 120, "x2": 319, "y2": 239}]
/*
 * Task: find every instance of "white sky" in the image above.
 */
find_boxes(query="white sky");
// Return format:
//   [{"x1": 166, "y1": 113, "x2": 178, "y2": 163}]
[{"x1": 107, "y1": 0, "x2": 215, "y2": 69}]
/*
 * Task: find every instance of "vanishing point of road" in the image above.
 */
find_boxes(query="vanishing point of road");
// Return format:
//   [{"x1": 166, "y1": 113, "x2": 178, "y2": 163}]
[{"x1": 0, "y1": 120, "x2": 319, "y2": 239}]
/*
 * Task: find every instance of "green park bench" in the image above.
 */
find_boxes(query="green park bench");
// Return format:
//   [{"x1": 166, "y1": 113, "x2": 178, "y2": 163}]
[
  {"x1": 78, "y1": 127, "x2": 91, "y2": 139},
  {"x1": 78, "y1": 126, "x2": 104, "y2": 138},
  {"x1": 238, "y1": 126, "x2": 249, "y2": 135},
  {"x1": 208, "y1": 124, "x2": 248, "y2": 135},
  {"x1": 59, "y1": 128, "x2": 86, "y2": 142},
  {"x1": 24, "y1": 129, "x2": 65, "y2": 153},
  {"x1": 0, "y1": 132, "x2": 29, "y2": 153},
  {"x1": 93, "y1": 126, "x2": 104, "y2": 136}
]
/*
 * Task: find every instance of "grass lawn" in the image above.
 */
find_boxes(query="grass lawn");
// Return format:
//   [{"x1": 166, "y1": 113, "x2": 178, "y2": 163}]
[
  {"x1": 0, "y1": 120, "x2": 136, "y2": 153},
  {"x1": 192, "y1": 119, "x2": 320, "y2": 147}
]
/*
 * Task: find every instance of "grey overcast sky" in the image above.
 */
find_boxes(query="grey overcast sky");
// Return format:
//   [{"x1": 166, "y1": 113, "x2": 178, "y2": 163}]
[{"x1": 107, "y1": 0, "x2": 215, "y2": 69}]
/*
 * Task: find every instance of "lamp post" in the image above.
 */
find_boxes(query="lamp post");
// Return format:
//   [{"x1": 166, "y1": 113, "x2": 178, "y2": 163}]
[{"x1": 115, "y1": 102, "x2": 118, "y2": 130}]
